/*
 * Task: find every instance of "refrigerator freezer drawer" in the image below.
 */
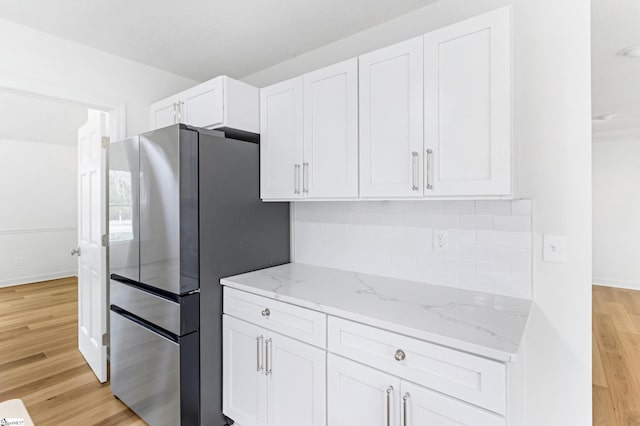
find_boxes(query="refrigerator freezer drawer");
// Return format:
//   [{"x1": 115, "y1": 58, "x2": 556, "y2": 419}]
[
  {"x1": 110, "y1": 309, "x2": 199, "y2": 426},
  {"x1": 110, "y1": 277, "x2": 198, "y2": 336}
]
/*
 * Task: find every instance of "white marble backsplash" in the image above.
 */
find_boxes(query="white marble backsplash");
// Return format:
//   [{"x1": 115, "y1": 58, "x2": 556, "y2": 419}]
[{"x1": 293, "y1": 200, "x2": 532, "y2": 299}]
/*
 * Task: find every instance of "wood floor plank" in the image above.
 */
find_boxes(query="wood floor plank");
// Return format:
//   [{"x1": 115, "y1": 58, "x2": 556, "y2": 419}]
[
  {"x1": 593, "y1": 330, "x2": 608, "y2": 388},
  {"x1": 594, "y1": 384, "x2": 617, "y2": 426},
  {"x1": 0, "y1": 277, "x2": 143, "y2": 425},
  {"x1": 593, "y1": 285, "x2": 640, "y2": 425},
  {"x1": 594, "y1": 312, "x2": 623, "y2": 354}
]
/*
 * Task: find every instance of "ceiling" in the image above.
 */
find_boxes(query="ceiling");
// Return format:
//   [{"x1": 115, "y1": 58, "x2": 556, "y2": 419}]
[
  {"x1": 0, "y1": 0, "x2": 435, "y2": 82},
  {"x1": 592, "y1": 0, "x2": 640, "y2": 140},
  {"x1": 0, "y1": 90, "x2": 87, "y2": 146}
]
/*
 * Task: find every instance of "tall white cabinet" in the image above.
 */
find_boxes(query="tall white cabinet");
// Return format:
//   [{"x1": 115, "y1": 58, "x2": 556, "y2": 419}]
[
  {"x1": 260, "y1": 59, "x2": 358, "y2": 200},
  {"x1": 358, "y1": 36, "x2": 424, "y2": 198},
  {"x1": 424, "y1": 7, "x2": 512, "y2": 196}
]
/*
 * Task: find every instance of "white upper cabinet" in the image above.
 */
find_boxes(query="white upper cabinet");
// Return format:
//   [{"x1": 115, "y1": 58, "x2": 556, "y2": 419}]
[
  {"x1": 424, "y1": 7, "x2": 512, "y2": 196},
  {"x1": 149, "y1": 75, "x2": 259, "y2": 133},
  {"x1": 359, "y1": 36, "x2": 424, "y2": 198},
  {"x1": 260, "y1": 77, "x2": 304, "y2": 200},
  {"x1": 150, "y1": 94, "x2": 181, "y2": 130},
  {"x1": 303, "y1": 58, "x2": 359, "y2": 198},
  {"x1": 257, "y1": 6, "x2": 513, "y2": 201}
]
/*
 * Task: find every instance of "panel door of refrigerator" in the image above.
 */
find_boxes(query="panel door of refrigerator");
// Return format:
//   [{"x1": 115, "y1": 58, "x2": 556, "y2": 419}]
[
  {"x1": 110, "y1": 309, "x2": 200, "y2": 426},
  {"x1": 108, "y1": 136, "x2": 140, "y2": 282},
  {"x1": 139, "y1": 125, "x2": 199, "y2": 295}
]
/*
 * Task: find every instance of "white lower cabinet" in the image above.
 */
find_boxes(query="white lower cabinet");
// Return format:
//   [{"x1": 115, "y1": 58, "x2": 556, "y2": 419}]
[
  {"x1": 223, "y1": 315, "x2": 267, "y2": 426},
  {"x1": 328, "y1": 354, "x2": 505, "y2": 426},
  {"x1": 222, "y1": 287, "x2": 515, "y2": 426},
  {"x1": 328, "y1": 353, "x2": 400, "y2": 426},
  {"x1": 222, "y1": 314, "x2": 326, "y2": 426}
]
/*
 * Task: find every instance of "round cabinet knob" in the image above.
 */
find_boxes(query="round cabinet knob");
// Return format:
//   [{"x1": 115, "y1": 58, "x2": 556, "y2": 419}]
[
  {"x1": 261, "y1": 308, "x2": 270, "y2": 317},
  {"x1": 394, "y1": 349, "x2": 406, "y2": 361}
]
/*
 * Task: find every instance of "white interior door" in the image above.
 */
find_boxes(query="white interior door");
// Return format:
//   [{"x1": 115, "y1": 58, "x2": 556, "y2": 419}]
[{"x1": 76, "y1": 112, "x2": 108, "y2": 383}]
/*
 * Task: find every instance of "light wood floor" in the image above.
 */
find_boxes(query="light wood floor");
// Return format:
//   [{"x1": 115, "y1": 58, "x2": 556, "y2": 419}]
[
  {"x1": 593, "y1": 285, "x2": 640, "y2": 425},
  {"x1": 0, "y1": 277, "x2": 144, "y2": 425}
]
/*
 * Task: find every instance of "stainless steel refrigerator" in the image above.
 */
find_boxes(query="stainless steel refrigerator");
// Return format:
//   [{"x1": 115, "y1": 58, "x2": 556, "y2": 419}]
[{"x1": 108, "y1": 124, "x2": 290, "y2": 425}]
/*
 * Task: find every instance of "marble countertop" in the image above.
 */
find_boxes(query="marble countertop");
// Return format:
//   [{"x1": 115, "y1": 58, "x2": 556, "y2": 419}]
[{"x1": 221, "y1": 263, "x2": 532, "y2": 362}]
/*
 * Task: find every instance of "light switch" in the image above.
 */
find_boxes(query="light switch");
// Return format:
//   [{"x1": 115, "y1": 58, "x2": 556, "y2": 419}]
[{"x1": 543, "y1": 234, "x2": 568, "y2": 263}]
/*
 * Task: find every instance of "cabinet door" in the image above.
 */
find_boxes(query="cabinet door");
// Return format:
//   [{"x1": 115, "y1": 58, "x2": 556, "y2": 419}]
[
  {"x1": 267, "y1": 331, "x2": 326, "y2": 426},
  {"x1": 260, "y1": 77, "x2": 304, "y2": 199},
  {"x1": 181, "y1": 77, "x2": 225, "y2": 129},
  {"x1": 223, "y1": 315, "x2": 267, "y2": 426},
  {"x1": 401, "y1": 381, "x2": 505, "y2": 426},
  {"x1": 359, "y1": 36, "x2": 424, "y2": 198},
  {"x1": 424, "y1": 7, "x2": 511, "y2": 196},
  {"x1": 150, "y1": 97, "x2": 178, "y2": 130},
  {"x1": 328, "y1": 354, "x2": 400, "y2": 426},
  {"x1": 303, "y1": 58, "x2": 359, "y2": 198}
]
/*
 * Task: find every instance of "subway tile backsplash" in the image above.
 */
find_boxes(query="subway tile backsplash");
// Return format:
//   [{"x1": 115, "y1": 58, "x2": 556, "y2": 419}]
[{"x1": 293, "y1": 200, "x2": 532, "y2": 299}]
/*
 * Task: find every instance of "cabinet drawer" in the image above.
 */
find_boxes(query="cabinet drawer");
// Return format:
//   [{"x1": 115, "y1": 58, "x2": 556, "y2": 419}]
[
  {"x1": 224, "y1": 287, "x2": 326, "y2": 348},
  {"x1": 328, "y1": 316, "x2": 506, "y2": 414}
]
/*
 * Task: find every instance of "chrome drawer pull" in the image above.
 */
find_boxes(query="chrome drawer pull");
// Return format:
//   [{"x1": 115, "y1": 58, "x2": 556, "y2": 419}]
[
  {"x1": 426, "y1": 149, "x2": 434, "y2": 190},
  {"x1": 395, "y1": 349, "x2": 406, "y2": 361},
  {"x1": 261, "y1": 308, "x2": 270, "y2": 317},
  {"x1": 403, "y1": 392, "x2": 410, "y2": 426},
  {"x1": 265, "y1": 338, "x2": 272, "y2": 375},
  {"x1": 411, "y1": 152, "x2": 419, "y2": 191},
  {"x1": 386, "y1": 386, "x2": 393, "y2": 426},
  {"x1": 256, "y1": 335, "x2": 264, "y2": 371}
]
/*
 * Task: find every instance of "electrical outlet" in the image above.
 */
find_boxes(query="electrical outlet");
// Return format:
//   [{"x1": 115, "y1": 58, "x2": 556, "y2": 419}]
[
  {"x1": 543, "y1": 234, "x2": 568, "y2": 263},
  {"x1": 16, "y1": 257, "x2": 24, "y2": 267},
  {"x1": 433, "y1": 230, "x2": 449, "y2": 253}
]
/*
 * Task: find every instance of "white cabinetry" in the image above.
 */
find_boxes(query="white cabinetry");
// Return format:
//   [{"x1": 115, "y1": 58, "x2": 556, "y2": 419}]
[
  {"x1": 149, "y1": 76, "x2": 259, "y2": 133},
  {"x1": 328, "y1": 355, "x2": 505, "y2": 426},
  {"x1": 327, "y1": 354, "x2": 400, "y2": 426},
  {"x1": 424, "y1": 7, "x2": 512, "y2": 196},
  {"x1": 358, "y1": 37, "x2": 424, "y2": 198},
  {"x1": 303, "y1": 58, "x2": 359, "y2": 198},
  {"x1": 260, "y1": 77, "x2": 304, "y2": 199},
  {"x1": 258, "y1": 6, "x2": 513, "y2": 201},
  {"x1": 223, "y1": 315, "x2": 267, "y2": 426},
  {"x1": 222, "y1": 289, "x2": 326, "y2": 426},
  {"x1": 260, "y1": 59, "x2": 358, "y2": 200}
]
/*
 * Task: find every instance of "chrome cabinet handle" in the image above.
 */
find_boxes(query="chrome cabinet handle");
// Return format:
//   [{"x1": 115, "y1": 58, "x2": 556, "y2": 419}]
[
  {"x1": 70, "y1": 247, "x2": 81, "y2": 256},
  {"x1": 261, "y1": 308, "x2": 270, "y2": 317},
  {"x1": 394, "y1": 349, "x2": 406, "y2": 361},
  {"x1": 256, "y1": 335, "x2": 264, "y2": 372},
  {"x1": 265, "y1": 338, "x2": 272, "y2": 375},
  {"x1": 294, "y1": 164, "x2": 301, "y2": 194},
  {"x1": 303, "y1": 162, "x2": 309, "y2": 194},
  {"x1": 411, "y1": 152, "x2": 419, "y2": 191},
  {"x1": 386, "y1": 386, "x2": 394, "y2": 426},
  {"x1": 426, "y1": 149, "x2": 434, "y2": 190},
  {"x1": 403, "y1": 392, "x2": 410, "y2": 426}
]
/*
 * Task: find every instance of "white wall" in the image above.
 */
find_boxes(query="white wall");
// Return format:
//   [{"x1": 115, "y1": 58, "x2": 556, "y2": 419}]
[
  {"x1": 0, "y1": 18, "x2": 198, "y2": 137},
  {"x1": 593, "y1": 139, "x2": 640, "y2": 289},
  {"x1": 0, "y1": 139, "x2": 78, "y2": 286},
  {"x1": 294, "y1": 200, "x2": 532, "y2": 299},
  {"x1": 244, "y1": 1, "x2": 593, "y2": 424}
]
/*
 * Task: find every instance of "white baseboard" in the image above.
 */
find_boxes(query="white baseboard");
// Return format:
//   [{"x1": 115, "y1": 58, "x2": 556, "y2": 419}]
[
  {"x1": 593, "y1": 277, "x2": 640, "y2": 291},
  {"x1": 0, "y1": 270, "x2": 77, "y2": 288}
]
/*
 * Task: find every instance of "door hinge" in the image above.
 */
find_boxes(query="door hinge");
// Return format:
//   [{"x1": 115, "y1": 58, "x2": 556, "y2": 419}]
[
  {"x1": 101, "y1": 136, "x2": 110, "y2": 149},
  {"x1": 102, "y1": 333, "x2": 109, "y2": 346},
  {"x1": 101, "y1": 234, "x2": 109, "y2": 247}
]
